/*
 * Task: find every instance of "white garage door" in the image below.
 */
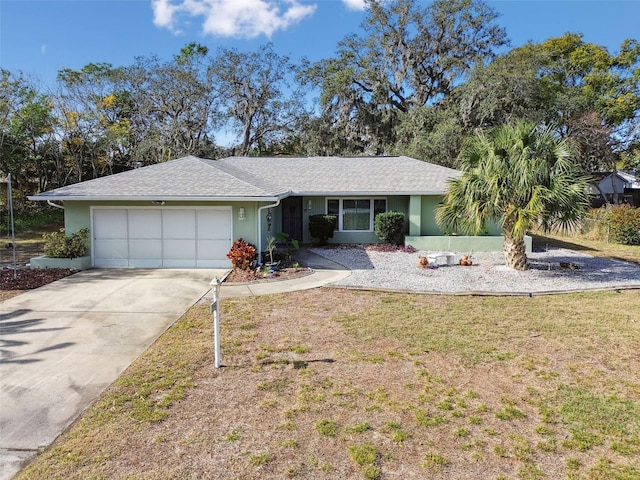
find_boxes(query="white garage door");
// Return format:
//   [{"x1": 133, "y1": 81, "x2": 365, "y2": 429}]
[{"x1": 92, "y1": 207, "x2": 232, "y2": 268}]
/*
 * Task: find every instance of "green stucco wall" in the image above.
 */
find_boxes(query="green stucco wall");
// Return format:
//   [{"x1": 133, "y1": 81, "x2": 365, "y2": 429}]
[{"x1": 405, "y1": 235, "x2": 533, "y2": 253}]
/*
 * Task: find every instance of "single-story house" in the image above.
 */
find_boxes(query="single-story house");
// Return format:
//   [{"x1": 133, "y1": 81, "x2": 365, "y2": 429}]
[
  {"x1": 589, "y1": 170, "x2": 640, "y2": 207},
  {"x1": 29, "y1": 155, "x2": 516, "y2": 269}
]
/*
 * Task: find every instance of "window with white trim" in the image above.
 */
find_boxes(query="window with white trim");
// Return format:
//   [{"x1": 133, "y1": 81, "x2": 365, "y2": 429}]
[{"x1": 326, "y1": 198, "x2": 387, "y2": 231}]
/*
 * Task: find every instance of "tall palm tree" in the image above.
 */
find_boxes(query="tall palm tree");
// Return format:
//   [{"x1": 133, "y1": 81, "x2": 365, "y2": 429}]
[{"x1": 436, "y1": 121, "x2": 590, "y2": 270}]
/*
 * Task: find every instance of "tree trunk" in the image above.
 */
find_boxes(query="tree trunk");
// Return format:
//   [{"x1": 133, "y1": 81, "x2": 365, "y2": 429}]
[{"x1": 503, "y1": 234, "x2": 528, "y2": 270}]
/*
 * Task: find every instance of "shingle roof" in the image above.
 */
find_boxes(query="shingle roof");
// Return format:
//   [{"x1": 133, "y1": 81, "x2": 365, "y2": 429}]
[
  {"x1": 30, "y1": 155, "x2": 460, "y2": 201},
  {"x1": 30, "y1": 156, "x2": 289, "y2": 201},
  {"x1": 218, "y1": 156, "x2": 460, "y2": 195}
]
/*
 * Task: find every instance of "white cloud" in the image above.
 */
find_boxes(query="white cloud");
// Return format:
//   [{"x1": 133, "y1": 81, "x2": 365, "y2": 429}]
[
  {"x1": 341, "y1": 0, "x2": 367, "y2": 11},
  {"x1": 152, "y1": 0, "x2": 317, "y2": 39}
]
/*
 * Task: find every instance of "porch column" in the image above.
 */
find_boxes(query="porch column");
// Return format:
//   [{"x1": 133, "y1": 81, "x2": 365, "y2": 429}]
[{"x1": 409, "y1": 195, "x2": 422, "y2": 236}]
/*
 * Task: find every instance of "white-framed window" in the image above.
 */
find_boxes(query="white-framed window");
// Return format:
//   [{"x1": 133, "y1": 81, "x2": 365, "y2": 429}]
[{"x1": 326, "y1": 198, "x2": 387, "y2": 232}]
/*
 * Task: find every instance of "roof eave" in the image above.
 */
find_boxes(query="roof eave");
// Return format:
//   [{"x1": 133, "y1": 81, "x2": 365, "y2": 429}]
[
  {"x1": 295, "y1": 191, "x2": 447, "y2": 196},
  {"x1": 28, "y1": 194, "x2": 288, "y2": 202}
]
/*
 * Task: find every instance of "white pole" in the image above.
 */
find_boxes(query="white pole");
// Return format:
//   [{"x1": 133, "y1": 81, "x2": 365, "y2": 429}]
[
  {"x1": 8, "y1": 173, "x2": 17, "y2": 279},
  {"x1": 210, "y1": 277, "x2": 222, "y2": 368}
]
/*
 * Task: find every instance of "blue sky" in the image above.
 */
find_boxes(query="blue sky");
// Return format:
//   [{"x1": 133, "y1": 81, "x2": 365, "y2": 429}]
[{"x1": 1, "y1": 0, "x2": 639, "y2": 90}]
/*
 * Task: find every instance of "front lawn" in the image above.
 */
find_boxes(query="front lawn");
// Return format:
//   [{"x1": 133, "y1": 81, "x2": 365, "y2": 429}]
[
  {"x1": 17, "y1": 288, "x2": 640, "y2": 479},
  {"x1": 531, "y1": 231, "x2": 640, "y2": 265}
]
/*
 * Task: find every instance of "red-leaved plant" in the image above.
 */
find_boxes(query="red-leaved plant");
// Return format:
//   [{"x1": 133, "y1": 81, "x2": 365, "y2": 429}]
[{"x1": 226, "y1": 238, "x2": 257, "y2": 270}]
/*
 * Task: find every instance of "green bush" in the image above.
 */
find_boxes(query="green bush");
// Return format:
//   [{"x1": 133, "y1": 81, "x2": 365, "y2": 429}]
[
  {"x1": 374, "y1": 211, "x2": 405, "y2": 245},
  {"x1": 43, "y1": 228, "x2": 89, "y2": 258},
  {"x1": 309, "y1": 214, "x2": 337, "y2": 245},
  {"x1": 605, "y1": 204, "x2": 640, "y2": 245}
]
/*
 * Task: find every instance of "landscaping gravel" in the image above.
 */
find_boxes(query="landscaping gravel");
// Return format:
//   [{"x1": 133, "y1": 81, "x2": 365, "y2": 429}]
[{"x1": 310, "y1": 246, "x2": 640, "y2": 294}]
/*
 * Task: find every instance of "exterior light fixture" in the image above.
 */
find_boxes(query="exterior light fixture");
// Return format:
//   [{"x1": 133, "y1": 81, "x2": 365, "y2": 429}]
[
  {"x1": 238, "y1": 207, "x2": 246, "y2": 220},
  {"x1": 307, "y1": 199, "x2": 313, "y2": 210}
]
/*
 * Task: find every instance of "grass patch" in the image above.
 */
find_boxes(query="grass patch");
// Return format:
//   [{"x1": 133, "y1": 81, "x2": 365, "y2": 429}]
[
  {"x1": 531, "y1": 231, "x2": 640, "y2": 265},
  {"x1": 422, "y1": 451, "x2": 449, "y2": 470},
  {"x1": 315, "y1": 419, "x2": 339, "y2": 437}
]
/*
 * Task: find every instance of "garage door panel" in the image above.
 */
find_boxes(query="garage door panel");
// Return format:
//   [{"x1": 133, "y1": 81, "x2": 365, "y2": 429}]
[
  {"x1": 197, "y1": 239, "x2": 230, "y2": 259},
  {"x1": 129, "y1": 258, "x2": 163, "y2": 268},
  {"x1": 163, "y1": 210, "x2": 196, "y2": 239},
  {"x1": 163, "y1": 239, "x2": 196, "y2": 260},
  {"x1": 129, "y1": 210, "x2": 161, "y2": 238},
  {"x1": 129, "y1": 239, "x2": 162, "y2": 259},
  {"x1": 94, "y1": 239, "x2": 128, "y2": 261},
  {"x1": 93, "y1": 210, "x2": 127, "y2": 238},
  {"x1": 198, "y1": 210, "x2": 232, "y2": 239}
]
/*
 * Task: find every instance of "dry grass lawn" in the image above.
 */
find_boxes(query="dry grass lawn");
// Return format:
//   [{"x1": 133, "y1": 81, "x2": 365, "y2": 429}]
[{"x1": 17, "y1": 287, "x2": 640, "y2": 480}]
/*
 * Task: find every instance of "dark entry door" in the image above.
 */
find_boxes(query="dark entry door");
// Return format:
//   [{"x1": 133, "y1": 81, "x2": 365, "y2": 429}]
[{"x1": 281, "y1": 197, "x2": 303, "y2": 242}]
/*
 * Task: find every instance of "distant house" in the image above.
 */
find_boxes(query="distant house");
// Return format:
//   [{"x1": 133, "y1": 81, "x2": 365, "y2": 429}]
[
  {"x1": 590, "y1": 170, "x2": 640, "y2": 207},
  {"x1": 29, "y1": 155, "x2": 517, "y2": 269}
]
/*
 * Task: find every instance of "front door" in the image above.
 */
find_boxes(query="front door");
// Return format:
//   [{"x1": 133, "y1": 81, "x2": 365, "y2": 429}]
[{"x1": 281, "y1": 196, "x2": 303, "y2": 242}]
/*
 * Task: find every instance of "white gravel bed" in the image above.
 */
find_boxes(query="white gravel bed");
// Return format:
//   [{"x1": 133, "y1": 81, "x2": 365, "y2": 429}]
[{"x1": 310, "y1": 247, "x2": 640, "y2": 294}]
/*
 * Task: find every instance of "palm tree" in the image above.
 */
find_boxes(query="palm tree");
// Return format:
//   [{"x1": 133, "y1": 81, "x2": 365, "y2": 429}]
[{"x1": 436, "y1": 121, "x2": 590, "y2": 270}]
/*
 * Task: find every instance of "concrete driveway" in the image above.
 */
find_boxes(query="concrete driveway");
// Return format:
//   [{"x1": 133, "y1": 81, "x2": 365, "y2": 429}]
[{"x1": 0, "y1": 268, "x2": 225, "y2": 480}]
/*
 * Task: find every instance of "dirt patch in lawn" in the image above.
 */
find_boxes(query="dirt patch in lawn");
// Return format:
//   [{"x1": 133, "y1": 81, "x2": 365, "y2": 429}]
[
  {"x1": 19, "y1": 288, "x2": 640, "y2": 480},
  {"x1": 0, "y1": 268, "x2": 77, "y2": 301}
]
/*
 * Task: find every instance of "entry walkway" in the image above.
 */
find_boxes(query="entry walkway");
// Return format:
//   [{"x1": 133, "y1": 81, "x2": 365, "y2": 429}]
[{"x1": 220, "y1": 248, "x2": 351, "y2": 298}]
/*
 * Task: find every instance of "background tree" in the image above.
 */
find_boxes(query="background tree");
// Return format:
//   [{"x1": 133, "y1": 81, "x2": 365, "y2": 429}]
[
  {"x1": 457, "y1": 34, "x2": 640, "y2": 176},
  {"x1": 300, "y1": 0, "x2": 507, "y2": 157},
  {"x1": 0, "y1": 70, "x2": 58, "y2": 207},
  {"x1": 125, "y1": 43, "x2": 222, "y2": 164},
  {"x1": 210, "y1": 44, "x2": 308, "y2": 156},
  {"x1": 437, "y1": 121, "x2": 590, "y2": 270},
  {"x1": 56, "y1": 63, "x2": 128, "y2": 182}
]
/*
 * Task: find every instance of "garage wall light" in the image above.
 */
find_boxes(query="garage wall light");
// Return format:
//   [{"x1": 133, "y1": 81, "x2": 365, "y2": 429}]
[
  {"x1": 307, "y1": 199, "x2": 313, "y2": 211},
  {"x1": 238, "y1": 207, "x2": 246, "y2": 220}
]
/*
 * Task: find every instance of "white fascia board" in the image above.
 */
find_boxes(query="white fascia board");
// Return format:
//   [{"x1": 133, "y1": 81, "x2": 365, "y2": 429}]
[
  {"x1": 28, "y1": 194, "x2": 286, "y2": 202},
  {"x1": 295, "y1": 191, "x2": 446, "y2": 196}
]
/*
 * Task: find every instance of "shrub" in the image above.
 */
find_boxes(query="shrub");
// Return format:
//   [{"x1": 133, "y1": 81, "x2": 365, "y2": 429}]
[
  {"x1": 43, "y1": 228, "x2": 89, "y2": 258},
  {"x1": 226, "y1": 238, "x2": 257, "y2": 270},
  {"x1": 605, "y1": 204, "x2": 640, "y2": 245},
  {"x1": 309, "y1": 214, "x2": 337, "y2": 245},
  {"x1": 374, "y1": 211, "x2": 405, "y2": 245}
]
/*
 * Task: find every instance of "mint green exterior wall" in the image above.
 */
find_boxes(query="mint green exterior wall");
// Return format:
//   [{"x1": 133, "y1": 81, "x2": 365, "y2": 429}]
[
  {"x1": 405, "y1": 235, "x2": 533, "y2": 253},
  {"x1": 415, "y1": 196, "x2": 502, "y2": 236},
  {"x1": 420, "y1": 196, "x2": 445, "y2": 235}
]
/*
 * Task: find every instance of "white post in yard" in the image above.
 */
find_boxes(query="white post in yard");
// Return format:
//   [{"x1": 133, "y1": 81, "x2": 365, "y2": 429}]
[{"x1": 210, "y1": 277, "x2": 222, "y2": 368}]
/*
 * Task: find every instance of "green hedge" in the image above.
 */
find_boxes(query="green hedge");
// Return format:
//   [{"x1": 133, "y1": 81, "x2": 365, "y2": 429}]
[
  {"x1": 309, "y1": 214, "x2": 337, "y2": 245},
  {"x1": 374, "y1": 211, "x2": 405, "y2": 245},
  {"x1": 43, "y1": 228, "x2": 89, "y2": 258},
  {"x1": 605, "y1": 204, "x2": 640, "y2": 245}
]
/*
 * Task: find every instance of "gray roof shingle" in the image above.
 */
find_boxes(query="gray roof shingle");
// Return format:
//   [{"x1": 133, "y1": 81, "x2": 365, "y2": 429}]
[{"x1": 30, "y1": 155, "x2": 460, "y2": 201}]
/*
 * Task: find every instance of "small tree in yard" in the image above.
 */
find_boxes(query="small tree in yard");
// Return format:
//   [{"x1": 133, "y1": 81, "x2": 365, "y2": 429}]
[
  {"x1": 374, "y1": 211, "x2": 405, "y2": 245},
  {"x1": 437, "y1": 121, "x2": 590, "y2": 270}
]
